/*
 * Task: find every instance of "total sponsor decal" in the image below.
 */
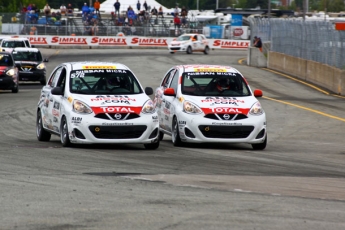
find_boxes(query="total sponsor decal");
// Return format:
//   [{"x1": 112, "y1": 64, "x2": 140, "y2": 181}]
[
  {"x1": 213, "y1": 40, "x2": 250, "y2": 49},
  {"x1": 91, "y1": 106, "x2": 142, "y2": 115},
  {"x1": 52, "y1": 36, "x2": 87, "y2": 45},
  {"x1": 91, "y1": 37, "x2": 127, "y2": 46},
  {"x1": 202, "y1": 107, "x2": 250, "y2": 115},
  {"x1": 201, "y1": 97, "x2": 245, "y2": 104},
  {"x1": 131, "y1": 37, "x2": 168, "y2": 46},
  {"x1": 28, "y1": 37, "x2": 48, "y2": 45}
]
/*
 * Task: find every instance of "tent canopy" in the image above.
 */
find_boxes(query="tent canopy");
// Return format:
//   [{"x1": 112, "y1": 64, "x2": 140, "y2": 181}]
[{"x1": 100, "y1": 0, "x2": 171, "y2": 14}]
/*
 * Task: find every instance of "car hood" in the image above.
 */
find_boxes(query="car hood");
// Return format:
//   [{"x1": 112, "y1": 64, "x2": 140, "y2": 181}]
[
  {"x1": 15, "y1": 61, "x2": 40, "y2": 66},
  {"x1": 170, "y1": 40, "x2": 190, "y2": 45},
  {"x1": 70, "y1": 93, "x2": 151, "y2": 115},
  {"x1": 181, "y1": 95, "x2": 259, "y2": 115}
]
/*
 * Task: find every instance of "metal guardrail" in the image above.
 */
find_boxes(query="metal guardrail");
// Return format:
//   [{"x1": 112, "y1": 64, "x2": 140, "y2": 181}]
[{"x1": 249, "y1": 17, "x2": 345, "y2": 69}]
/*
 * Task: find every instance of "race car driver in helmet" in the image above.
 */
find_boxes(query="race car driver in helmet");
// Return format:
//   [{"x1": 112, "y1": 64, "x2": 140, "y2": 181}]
[{"x1": 216, "y1": 78, "x2": 231, "y2": 92}]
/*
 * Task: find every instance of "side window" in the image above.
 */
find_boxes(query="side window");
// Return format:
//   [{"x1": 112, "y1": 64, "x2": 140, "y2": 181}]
[
  {"x1": 161, "y1": 69, "x2": 175, "y2": 88},
  {"x1": 48, "y1": 67, "x2": 63, "y2": 87},
  {"x1": 56, "y1": 68, "x2": 67, "y2": 92},
  {"x1": 169, "y1": 70, "x2": 180, "y2": 93},
  {"x1": 25, "y1": 40, "x2": 30, "y2": 47}
]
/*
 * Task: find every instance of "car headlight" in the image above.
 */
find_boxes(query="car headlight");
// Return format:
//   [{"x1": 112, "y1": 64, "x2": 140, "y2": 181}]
[
  {"x1": 6, "y1": 68, "x2": 15, "y2": 76},
  {"x1": 72, "y1": 99, "x2": 92, "y2": 114},
  {"x1": 37, "y1": 63, "x2": 45, "y2": 70},
  {"x1": 249, "y1": 101, "x2": 264, "y2": 115},
  {"x1": 141, "y1": 99, "x2": 155, "y2": 114},
  {"x1": 183, "y1": 101, "x2": 202, "y2": 114}
]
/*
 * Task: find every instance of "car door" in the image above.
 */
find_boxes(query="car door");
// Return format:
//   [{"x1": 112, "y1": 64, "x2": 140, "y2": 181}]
[
  {"x1": 156, "y1": 68, "x2": 175, "y2": 132},
  {"x1": 163, "y1": 68, "x2": 180, "y2": 132}
]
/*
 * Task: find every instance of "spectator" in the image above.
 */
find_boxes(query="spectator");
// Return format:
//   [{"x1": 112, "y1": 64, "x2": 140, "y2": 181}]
[
  {"x1": 27, "y1": 4, "x2": 32, "y2": 12},
  {"x1": 31, "y1": 4, "x2": 39, "y2": 14},
  {"x1": 83, "y1": 21, "x2": 92, "y2": 35},
  {"x1": 181, "y1": 6, "x2": 188, "y2": 17},
  {"x1": 91, "y1": 18, "x2": 99, "y2": 35},
  {"x1": 173, "y1": 5, "x2": 179, "y2": 16},
  {"x1": 158, "y1": 6, "x2": 164, "y2": 18},
  {"x1": 67, "y1": 3, "x2": 74, "y2": 16},
  {"x1": 174, "y1": 14, "x2": 181, "y2": 30},
  {"x1": 94, "y1": 0, "x2": 100, "y2": 17},
  {"x1": 127, "y1": 6, "x2": 136, "y2": 21},
  {"x1": 143, "y1": 1, "x2": 148, "y2": 12},
  {"x1": 43, "y1": 4, "x2": 51, "y2": 17},
  {"x1": 114, "y1": 0, "x2": 120, "y2": 18},
  {"x1": 82, "y1": 3, "x2": 89, "y2": 15},
  {"x1": 137, "y1": 1, "x2": 141, "y2": 12},
  {"x1": 60, "y1": 4, "x2": 66, "y2": 15},
  {"x1": 181, "y1": 15, "x2": 187, "y2": 27},
  {"x1": 253, "y1": 36, "x2": 263, "y2": 51},
  {"x1": 21, "y1": 5, "x2": 28, "y2": 13},
  {"x1": 151, "y1": 6, "x2": 158, "y2": 18}
]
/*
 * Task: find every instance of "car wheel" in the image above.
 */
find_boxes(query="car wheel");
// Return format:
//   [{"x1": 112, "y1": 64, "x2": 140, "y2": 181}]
[
  {"x1": 170, "y1": 51, "x2": 175, "y2": 54},
  {"x1": 204, "y1": 46, "x2": 210, "y2": 54},
  {"x1": 11, "y1": 85, "x2": 19, "y2": 93},
  {"x1": 172, "y1": 116, "x2": 183, "y2": 146},
  {"x1": 186, "y1": 46, "x2": 192, "y2": 54},
  {"x1": 60, "y1": 116, "x2": 72, "y2": 147},
  {"x1": 36, "y1": 110, "x2": 51, "y2": 141},
  {"x1": 252, "y1": 135, "x2": 267, "y2": 150},
  {"x1": 159, "y1": 131, "x2": 164, "y2": 141},
  {"x1": 144, "y1": 141, "x2": 160, "y2": 150}
]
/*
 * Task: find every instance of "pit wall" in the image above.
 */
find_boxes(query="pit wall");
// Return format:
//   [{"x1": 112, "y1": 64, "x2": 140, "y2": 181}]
[{"x1": 268, "y1": 51, "x2": 345, "y2": 95}]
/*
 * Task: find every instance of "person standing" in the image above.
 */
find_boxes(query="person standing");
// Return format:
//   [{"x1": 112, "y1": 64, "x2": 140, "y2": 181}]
[
  {"x1": 143, "y1": 1, "x2": 148, "y2": 11},
  {"x1": 253, "y1": 36, "x2": 263, "y2": 52},
  {"x1": 114, "y1": 0, "x2": 120, "y2": 18},
  {"x1": 136, "y1": 1, "x2": 141, "y2": 12},
  {"x1": 94, "y1": 0, "x2": 100, "y2": 17}
]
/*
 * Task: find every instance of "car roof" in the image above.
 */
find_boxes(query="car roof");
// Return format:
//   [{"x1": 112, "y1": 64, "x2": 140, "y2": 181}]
[
  {"x1": 2, "y1": 37, "x2": 29, "y2": 41},
  {"x1": 178, "y1": 64, "x2": 241, "y2": 74},
  {"x1": 64, "y1": 62, "x2": 131, "y2": 71},
  {"x1": 12, "y1": 47, "x2": 40, "y2": 52}
]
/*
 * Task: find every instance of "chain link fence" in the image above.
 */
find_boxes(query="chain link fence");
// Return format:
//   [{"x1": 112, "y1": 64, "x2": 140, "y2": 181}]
[{"x1": 249, "y1": 17, "x2": 345, "y2": 69}]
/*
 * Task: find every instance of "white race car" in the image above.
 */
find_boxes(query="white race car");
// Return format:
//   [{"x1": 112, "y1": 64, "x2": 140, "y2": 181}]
[
  {"x1": 168, "y1": 33, "x2": 210, "y2": 54},
  {"x1": 154, "y1": 64, "x2": 267, "y2": 150},
  {"x1": 36, "y1": 62, "x2": 160, "y2": 149}
]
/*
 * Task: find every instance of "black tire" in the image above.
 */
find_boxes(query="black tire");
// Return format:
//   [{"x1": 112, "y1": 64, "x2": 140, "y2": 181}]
[
  {"x1": 252, "y1": 135, "x2": 267, "y2": 150},
  {"x1": 170, "y1": 51, "x2": 175, "y2": 54},
  {"x1": 60, "y1": 116, "x2": 72, "y2": 147},
  {"x1": 144, "y1": 141, "x2": 160, "y2": 150},
  {"x1": 12, "y1": 85, "x2": 19, "y2": 93},
  {"x1": 186, "y1": 46, "x2": 192, "y2": 54},
  {"x1": 172, "y1": 116, "x2": 183, "y2": 146},
  {"x1": 204, "y1": 46, "x2": 210, "y2": 54},
  {"x1": 40, "y1": 78, "x2": 46, "y2": 85},
  {"x1": 159, "y1": 131, "x2": 164, "y2": 141},
  {"x1": 36, "y1": 110, "x2": 51, "y2": 141}
]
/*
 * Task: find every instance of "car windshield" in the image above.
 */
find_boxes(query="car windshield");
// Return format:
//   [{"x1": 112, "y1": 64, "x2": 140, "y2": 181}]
[
  {"x1": 181, "y1": 72, "x2": 251, "y2": 96},
  {"x1": 2, "y1": 41, "x2": 26, "y2": 48},
  {"x1": 12, "y1": 50, "x2": 42, "y2": 61},
  {"x1": 70, "y1": 69, "x2": 143, "y2": 95},
  {"x1": 176, "y1": 35, "x2": 192, "y2": 41},
  {"x1": 0, "y1": 54, "x2": 13, "y2": 66}
]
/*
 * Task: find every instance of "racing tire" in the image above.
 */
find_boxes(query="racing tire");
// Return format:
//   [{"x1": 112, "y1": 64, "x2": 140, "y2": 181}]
[
  {"x1": 36, "y1": 110, "x2": 51, "y2": 142},
  {"x1": 172, "y1": 116, "x2": 183, "y2": 147},
  {"x1": 159, "y1": 131, "x2": 164, "y2": 141},
  {"x1": 60, "y1": 116, "x2": 72, "y2": 147},
  {"x1": 252, "y1": 135, "x2": 267, "y2": 150},
  {"x1": 204, "y1": 46, "x2": 210, "y2": 55},
  {"x1": 170, "y1": 51, "x2": 175, "y2": 54},
  {"x1": 144, "y1": 141, "x2": 160, "y2": 150},
  {"x1": 186, "y1": 46, "x2": 192, "y2": 54},
  {"x1": 12, "y1": 85, "x2": 19, "y2": 93}
]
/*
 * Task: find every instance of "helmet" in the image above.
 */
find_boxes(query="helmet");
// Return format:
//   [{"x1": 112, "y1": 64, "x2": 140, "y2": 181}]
[
  {"x1": 107, "y1": 76, "x2": 121, "y2": 86},
  {"x1": 216, "y1": 78, "x2": 230, "y2": 91}
]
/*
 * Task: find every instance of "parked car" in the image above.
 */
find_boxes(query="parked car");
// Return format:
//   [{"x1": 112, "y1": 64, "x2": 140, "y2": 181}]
[
  {"x1": 36, "y1": 61, "x2": 160, "y2": 149},
  {"x1": 0, "y1": 51, "x2": 19, "y2": 93},
  {"x1": 12, "y1": 47, "x2": 48, "y2": 85},
  {"x1": 154, "y1": 64, "x2": 267, "y2": 150},
  {"x1": 0, "y1": 37, "x2": 33, "y2": 53},
  {"x1": 168, "y1": 33, "x2": 210, "y2": 54}
]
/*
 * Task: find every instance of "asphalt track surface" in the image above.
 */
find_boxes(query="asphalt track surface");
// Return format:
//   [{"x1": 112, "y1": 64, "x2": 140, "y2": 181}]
[{"x1": 1, "y1": 48, "x2": 345, "y2": 230}]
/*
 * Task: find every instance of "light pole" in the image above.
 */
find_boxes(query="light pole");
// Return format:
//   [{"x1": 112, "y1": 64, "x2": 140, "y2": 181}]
[
  {"x1": 216, "y1": 0, "x2": 219, "y2": 9},
  {"x1": 197, "y1": 0, "x2": 199, "y2": 10}
]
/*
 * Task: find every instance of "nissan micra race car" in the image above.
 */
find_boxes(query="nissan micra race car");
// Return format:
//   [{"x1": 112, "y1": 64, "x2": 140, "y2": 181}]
[
  {"x1": 36, "y1": 62, "x2": 160, "y2": 149},
  {"x1": 154, "y1": 65, "x2": 267, "y2": 150},
  {"x1": 168, "y1": 33, "x2": 210, "y2": 54}
]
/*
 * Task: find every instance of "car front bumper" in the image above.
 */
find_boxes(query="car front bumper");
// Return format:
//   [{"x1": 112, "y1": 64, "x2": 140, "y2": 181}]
[
  {"x1": 18, "y1": 69, "x2": 46, "y2": 81},
  {"x1": 66, "y1": 112, "x2": 160, "y2": 144},
  {"x1": 175, "y1": 112, "x2": 267, "y2": 144}
]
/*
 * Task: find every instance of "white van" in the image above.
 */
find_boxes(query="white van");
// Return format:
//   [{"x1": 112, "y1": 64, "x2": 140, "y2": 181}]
[{"x1": 0, "y1": 37, "x2": 33, "y2": 53}]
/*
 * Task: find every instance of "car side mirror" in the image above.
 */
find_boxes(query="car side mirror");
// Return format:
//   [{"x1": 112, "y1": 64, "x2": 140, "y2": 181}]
[
  {"x1": 44, "y1": 58, "x2": 49, "y2": 62},
  {"x1": 145, "y1": 87, "x2": 153, "y2": 95},
  {"x1": 253, "y1": 89, "x2": 263, "y2": 97},
  {"x1": 51, "y1": 87, "x2": 64, "y2": 95},
  {"x1": 164, "y1": 88, "x2": 176, "y2": 96}
]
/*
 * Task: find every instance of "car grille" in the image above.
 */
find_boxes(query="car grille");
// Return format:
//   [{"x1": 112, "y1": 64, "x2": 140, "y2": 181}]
[
  {"x1": 89, "y1": 125, "x2": 147, "y2": 139},
  {"x1": 204, "y1": 113, "x2": 248, "y2": 120},
  {"x1": 94, "y1": 113, "x2": 140, "y2": 120},
  {"x1": 198, "y1": 125, "x2": 254, "y2": 138},
  {"x1": 20, "y1": 65, "x2": 36, "y2": 71},
  {"x1": 170, "y1": 47, "x2": 181, "y2": 50}
]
